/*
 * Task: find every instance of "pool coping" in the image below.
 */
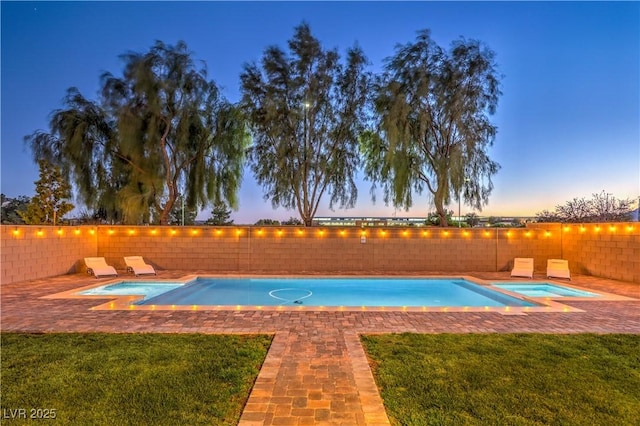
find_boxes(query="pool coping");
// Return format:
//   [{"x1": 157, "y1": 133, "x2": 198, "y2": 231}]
[{"x1": 40, "y1": 274, "x2": 636, "y2": 315}]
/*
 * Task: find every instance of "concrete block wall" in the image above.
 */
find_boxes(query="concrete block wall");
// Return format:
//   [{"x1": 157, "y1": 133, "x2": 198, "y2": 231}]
[
  {"x1": 1, "y1": 225, "x2": 96, "y2": 284},
  {"x1": 96, "y1": 227, "x2": 249, "y2": 271},
  {"x1": 551, "y1": 223, "x2": 640, "y2": 283},
  {"x1": 1, "y1": 222, "x2": 638, "y2": 285},
  {"x1": 496, "y1": 224, "x2": 563, "y2": 273},
  {"x1": 92, "y1": 226, "x2": 559, "y2": 274}
]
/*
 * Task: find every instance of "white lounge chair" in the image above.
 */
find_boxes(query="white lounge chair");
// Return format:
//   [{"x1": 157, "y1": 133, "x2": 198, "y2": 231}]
[
  {"x1": 511, "y1": 258, "x2": 534, "y2": 278},
  {"x1": 547, "y1": 259, "x2": 571, "y2": 280},
  {"x1": 85, "y1": 257, "x2": 118, "y2": 278},
  {"x1": 124, "y1": 256, "x2": 156, "y2": 276}
]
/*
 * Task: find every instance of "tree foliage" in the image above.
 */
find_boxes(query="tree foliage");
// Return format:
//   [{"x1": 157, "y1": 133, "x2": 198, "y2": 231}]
[
  {"x1": 254, "y1": 219, "x2": 281, "y2": 226},
  {"x1": 25, "y1": 41, "x2": 249, "y2": 225},
  {"x1": 282, "y1": 217, "x2": 303, "y2": 225},
  {"x1": 206, "y1": 201, "x2": 234, "y2": 225},
  {"x1": 168, "y1": 196, "x2": 198, "y2": 226},
  {"x1": 536, "y1": 192, "x2": 634, "y2": 223},
  {"x1": 1, "y1": 194, "x2": 30, "y2": 224},
  {"x1": 19, "y1": 160, "x2": 74, "y2": 225},
  {"x1": 465, "y1": 212, "x2": 480, "y2": 227},
  {"x1": 240, "y1": 23, "x2": 370, "y2": 226},
  {"x1": 361, "y1": 29, "x2": 501, "y2": 226}
]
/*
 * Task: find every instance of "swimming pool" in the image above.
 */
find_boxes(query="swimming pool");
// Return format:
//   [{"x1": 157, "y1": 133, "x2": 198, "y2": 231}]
[
  {"x1": 492, "y1": 283, "x2": 599, "y2": 298},
  {"x1": 79, "y1": 282, "x2": 183, "y2": 301},
  {"x1": 84, "y1": 277, "x2": 539, "y2": 308}
]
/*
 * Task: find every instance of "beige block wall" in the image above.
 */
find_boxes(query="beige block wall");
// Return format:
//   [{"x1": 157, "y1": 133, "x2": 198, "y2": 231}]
[
  {"x1": 553, "y1": 223, "x2": 640, "y2": 283},
  {"x1": 1, "y1": 225, "x2": 96, "y2": 284},
  {"x1": 1, "y1": 223, "x2": 638, "y2": 284}
]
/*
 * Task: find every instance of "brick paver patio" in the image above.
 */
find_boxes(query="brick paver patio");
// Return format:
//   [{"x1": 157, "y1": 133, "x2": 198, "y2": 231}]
[{"x1": 2, "y1": 271, "x2": 639, "y2": 425}]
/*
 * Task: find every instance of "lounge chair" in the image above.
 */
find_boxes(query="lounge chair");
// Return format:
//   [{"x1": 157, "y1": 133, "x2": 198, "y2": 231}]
[
  {"x1": 84, "y1": 257, "x2": 118, "y2": 278},
  {"x1": 124, "y1": 256, "x2": 156, "y2": 276},
  {"x1": 511, "y1": 257, "x2": 534, "y2": 278},
  {"x1": 547, "y1": 259, "x2": 571, "y2": 280}
]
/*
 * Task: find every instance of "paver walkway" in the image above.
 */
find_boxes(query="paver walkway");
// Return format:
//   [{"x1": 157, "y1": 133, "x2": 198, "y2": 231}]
[{"x1": 2, "y1": 271, "x2": 639, "y2": 425}]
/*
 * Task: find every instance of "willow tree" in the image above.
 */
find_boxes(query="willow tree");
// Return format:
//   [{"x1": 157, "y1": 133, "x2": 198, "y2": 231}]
[
  {"x1": 26, "y1": 41, "x2": 249, "y2": 225},
  {"x1": 361, "y1": 30, "x2": 501, "y2": 226},
  {"x1": 240, "y1": 23, "x2": 370, "y2": 226}
]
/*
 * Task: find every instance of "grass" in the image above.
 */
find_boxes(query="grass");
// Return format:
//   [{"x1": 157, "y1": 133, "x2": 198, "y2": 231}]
[
  {"x1": 1, "y1": 333, "x2": 271, "y2": 425},
  {"x1": 362, "y1": 333, "x2": 640, "y2": 426}
]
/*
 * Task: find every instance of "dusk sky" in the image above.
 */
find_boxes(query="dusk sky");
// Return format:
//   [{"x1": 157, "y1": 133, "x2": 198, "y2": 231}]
[{"x1": 2, "y1": 1, "x2": 639, "y2": 224}]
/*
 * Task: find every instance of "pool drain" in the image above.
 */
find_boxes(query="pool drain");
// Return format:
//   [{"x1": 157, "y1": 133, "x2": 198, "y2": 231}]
[{"x1": 268, "y1": 288, "x2": 313, "y2": 305}]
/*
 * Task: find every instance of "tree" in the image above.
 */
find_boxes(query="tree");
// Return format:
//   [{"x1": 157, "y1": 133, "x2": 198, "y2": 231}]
[
  {"x1": 19, "y1": 160, "x2": 74, "y2": 225},
  {"x1": 206, "y1": 201, "x2": 234, "y2": 225},
  {"x1": 361, "y1": 30, "x2": 501, "y2": 226},
  {"x1": 465, "y1": 212, "x2": 480, "y2": 227},
  {"x1": 240, "y1": 23, "x2": 371, "y2": 226},
  {"x1": 282, "y1": 217, "x2": 303, "y2": 226},
  {"x1": 168, "y1": 196, "x2": 198, "y2": 226},
  {"x1": 427, "y1": 210, "x2": 454, "y2": 226},
  {"x1": 254, "y1": 219, "x2": 281, "y2": 226},
  {"x1": 26, "y1": 41, "x2": 249, "y2": 225},
  {"x1": 536, "y1": 192, "x2": 633, "y2": 223},
  {"x1": 1, "y1": 194, "x2": 30, "y2": 224}
]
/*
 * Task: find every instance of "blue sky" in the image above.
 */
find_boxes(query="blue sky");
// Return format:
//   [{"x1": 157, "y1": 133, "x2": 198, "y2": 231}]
[{"x1": 2, "y1": 1, "x2": 639, "y2": 223}]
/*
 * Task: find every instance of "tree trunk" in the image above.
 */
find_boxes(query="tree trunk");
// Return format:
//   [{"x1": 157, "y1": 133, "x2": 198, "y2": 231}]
[
  {"x1": 159, "y1": 196, "x2": 175, "y2": 225},
  {"x1": 434, "y1": 188, "x2": 449, "y2": 227}
]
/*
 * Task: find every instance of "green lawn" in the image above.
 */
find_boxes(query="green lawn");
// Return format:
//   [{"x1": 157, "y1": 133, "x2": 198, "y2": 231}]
[
  {"x1": 362, "y1": 333, "x2": 640, "y2": 426},
  {"x1": 1, "y1": 333, "x2": 271, "y2": 425}
]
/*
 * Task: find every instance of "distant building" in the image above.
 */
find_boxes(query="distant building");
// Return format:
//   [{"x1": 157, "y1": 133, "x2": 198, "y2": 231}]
[
  {"x1": 311, "y1": 216, "x2": 538, "y2": 227},
  {"x1": 312, "y1": 216, "x2": 428, "y2": 227}
]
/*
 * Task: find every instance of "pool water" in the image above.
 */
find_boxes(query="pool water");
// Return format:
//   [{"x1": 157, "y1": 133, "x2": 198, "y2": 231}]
[
  {"x1": 129, "y1": 277, "x2": 538, "y2": 307},
  {"x1": 492, "y1": 283, "x2": 598, "y2": 298},
  {"x1": 79, "y1": 282, "x2": 183, "y2": 301}
]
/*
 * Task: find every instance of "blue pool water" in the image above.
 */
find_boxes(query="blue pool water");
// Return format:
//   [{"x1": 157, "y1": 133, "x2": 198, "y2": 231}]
[
  {"x1": 492, "y1": 283, "x2": 598, "y2": 298},
  {"x1": 120, "y1": 278, "x2": 538, "y2": 307},
  {"x1": 79, "y1": 282, "x2": 183, "y2": 301}
]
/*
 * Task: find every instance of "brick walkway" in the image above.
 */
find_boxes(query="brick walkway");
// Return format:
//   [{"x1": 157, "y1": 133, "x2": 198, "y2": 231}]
[{"x1": 2, "y1": 271, "x2": 639, "y2": 425}]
